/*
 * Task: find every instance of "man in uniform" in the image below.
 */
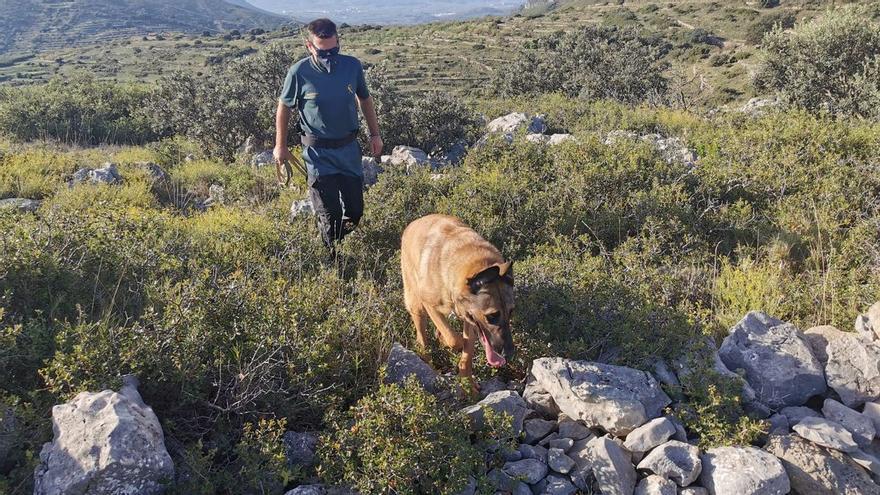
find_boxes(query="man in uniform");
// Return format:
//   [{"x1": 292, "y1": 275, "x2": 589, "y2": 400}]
[{"x1": 274, "y1": 18, "x2": 382, "y2": 256}]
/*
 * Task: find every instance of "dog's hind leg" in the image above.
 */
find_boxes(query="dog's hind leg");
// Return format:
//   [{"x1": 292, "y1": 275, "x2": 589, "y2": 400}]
[{"x1": 425, "y1": 306, "x2": 464, "y2": 352}]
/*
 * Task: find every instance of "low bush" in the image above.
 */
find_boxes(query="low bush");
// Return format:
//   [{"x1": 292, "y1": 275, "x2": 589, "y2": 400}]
[
  {"x1": 319, "y1": 377, "x2": 487, "y2": 495},
  {"x1": 0, "y1": 73, "x2": 154, "y2": 145}
]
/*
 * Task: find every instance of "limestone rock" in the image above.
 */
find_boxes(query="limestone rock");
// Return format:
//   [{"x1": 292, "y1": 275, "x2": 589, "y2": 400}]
[
  {"x1": 0, "y1": 198, "x2": 41, "y2": 213},
  {"x1": 586, "y1": 435, "x2": 637, "y2": 495},
  {"x1": 547, "y1": 134, "x2": 574, "y2": 146},
  {"x1": 385, "y1": 343, "x2": 440, "y2": 394},
  {"x1": 251, "y1": 150, "x2": 274, "y2": 166},
  {"x1": 533, "y1": 473, "x2": 577, "y2": 495},
  {"x1": 548, "y1": 447, "x2": 576, "y2": 474},
  {"x1": 557, "y1": 414, "x2": 592, "y2": 441},
  {"x1": 524, "y1": 418, "x2": 557, "y2": 444},
  {"x1": 718, "y1": 311, "x2": 826, "y2": 409},
  {"x1": 825, "y1": 333, "x2": 880, "y2": 407},
  {"x1": 637, "y1": 440, "x2": 702, "y2": 487},
  {"x1": 804, "y1": 325, "x2": 848, "y2": 364},
  {"x1": 461, "y1": 390, "x2": 529, "y2": 437},
  {"x1": 863, "y1": 401, "x2": 880, "y2": 432},
  {"x1": 530, "y1": 357, "x2": 671, "y2": 436},
  {"x1": 793, "y1": 416, "x2": 859, "y2": 453},
  {"x1": 765, "y1": 433, "x2": 880, "y2": 495},
  {"x1": 523, "y1": 374, "x2": 560, "y2": 417},
  {"x1": 624, "y1": 417, "x2": 677, "y2": 453},
  {"x1": 635, "y1": 475, "x2": 676, "y2": 495},
  {"x1": 698, "y1": 446, "x2": 789, "y2": 495},
  {"x1": 821, "y1": 398, "x2": 875, "y2": 447},
  {"x1": 768, "y1": 413, "x2": 790, "y2": 435},
  {"x1": 361, "y1": 156, "x2": 383, "y2": 186},
  {"x1": 868, "y1": 302, "x2": 880, "y2": 341},
  {"x1": 290, "y1": 198, "x2": 315, "y2": 218},
  {"x1": 388, "y1": 145, "x2": 430, "y2": 172},
  {"x1": 780, "y1": 406, "x2": 820, "y2": 426},
  {"x1": 33, "y1": 377, "x2": 173, "y2": 495},
  {"x1": 70, "y1": 163, "x2": 122, "y2": 186},
  {"x1": 502, "y1": 458, "x2": 548, "y2": 484},
  {"x1": 486, "y1": 112, "x2": 546, "y2": 134}
]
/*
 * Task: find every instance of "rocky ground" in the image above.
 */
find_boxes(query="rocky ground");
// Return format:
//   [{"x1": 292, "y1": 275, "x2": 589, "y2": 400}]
[{"x1": 24, "y1": 302, "x2": 880, "y2": 494}]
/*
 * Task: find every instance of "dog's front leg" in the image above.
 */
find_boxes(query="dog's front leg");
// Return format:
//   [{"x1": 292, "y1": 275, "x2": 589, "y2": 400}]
[
  {"x1": 460, "y1": 323, "x2": 479, "y2": 396},
  {"x1": 425, "y1": 306, "x2": 464, "y2": 351}
]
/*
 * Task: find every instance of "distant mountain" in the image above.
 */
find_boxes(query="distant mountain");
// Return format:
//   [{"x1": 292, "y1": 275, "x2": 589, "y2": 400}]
[
  {"x1": 0, "y1": 0, "x2": 292, "y2": 56},
  {"x1": 246, "y1": 0, "x2": 525, "y2": 25}
]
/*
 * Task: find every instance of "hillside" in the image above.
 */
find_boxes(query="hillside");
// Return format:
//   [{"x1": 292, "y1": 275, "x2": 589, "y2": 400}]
[
  {"x1": 246, "y1": 0, "x2": 526, "y2": 25},
  {"x1": 3, "y1": 0, "x2": 877, "y2": 109},
  {"x1": 0, "y1": 0, "x2": 291, "y2": 60}
]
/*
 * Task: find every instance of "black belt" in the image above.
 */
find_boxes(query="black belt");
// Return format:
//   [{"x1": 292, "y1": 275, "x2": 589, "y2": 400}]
[{"x1": 300, "y1": 132, "x2": 358, "y2": 149}]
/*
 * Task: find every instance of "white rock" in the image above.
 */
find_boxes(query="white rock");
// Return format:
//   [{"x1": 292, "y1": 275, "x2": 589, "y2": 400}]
[
  {"x1": 624, "y1": 417, "x2": 677, "y2": 453},
  {"x1": 821, "y1": 398, "x2": 875, "y2": 447},
  {"x1": 825, "y1": 334, "x2": 880, "y2": 408},
  {"x1": 290, "y1": 198, "x2": 314, "y2": 218},
  {"x1": 547, "y1": 133, "x2": 574, "y2": 145},
  {"x1": 635, "y1": 475, "x2": 676, "y2": 495},
  {"x1": 698, "y1": 446, "x2": 789, "y2": 495},
  {"x1": 461, "y1": 390, "x2": 529, "y2": 437},
  {"x1": 33, "y1": 377, "x2": 173, "y2": 495},
  {"x1": 388, "y1": 145, "x2": 430, "y2": 172},
  {"x1": 793, "y1": 416, "x2": 859, "y2": 453},
  {"x1": 486, "y1": 112, "x2": 546, "y2": 134},
  {"x1": 586, "y1": 435, "x2": 637, "y2": 495},
  {"x1": 530, "y1": 357, "x2": 671, "y2": 436},
  {"x1": 637, "y1": 440, "x2": 702, "y2": 487}
]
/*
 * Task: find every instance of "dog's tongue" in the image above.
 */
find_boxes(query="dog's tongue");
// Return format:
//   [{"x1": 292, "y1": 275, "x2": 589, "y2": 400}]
[{"x1": 479, "y1": 329, "x2": 506, "y2": 367}]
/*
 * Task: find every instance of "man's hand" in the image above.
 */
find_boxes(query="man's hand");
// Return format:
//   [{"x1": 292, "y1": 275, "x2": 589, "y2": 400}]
[
  {"x1": 370, "y1": 135, "x2": 383, "y2": 158},
  {"x1": 273, "y1": 146, "x2": 294, "y2": 184}
]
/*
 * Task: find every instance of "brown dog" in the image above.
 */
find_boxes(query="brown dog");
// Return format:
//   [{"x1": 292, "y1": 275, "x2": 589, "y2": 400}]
[{"x1": 401, "y1": 214, "x2": 514, "y2": 393}]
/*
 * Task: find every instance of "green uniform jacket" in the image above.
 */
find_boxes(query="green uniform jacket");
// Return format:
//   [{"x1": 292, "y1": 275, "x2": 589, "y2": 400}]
[{"x1": 279, "y1": 54, "x2": 370, "y2": 178}]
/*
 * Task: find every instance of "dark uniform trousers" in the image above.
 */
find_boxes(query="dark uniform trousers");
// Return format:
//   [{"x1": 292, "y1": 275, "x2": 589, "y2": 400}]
[{"x1": 308, "y1": 173, "x2": 364, "y2": 250}]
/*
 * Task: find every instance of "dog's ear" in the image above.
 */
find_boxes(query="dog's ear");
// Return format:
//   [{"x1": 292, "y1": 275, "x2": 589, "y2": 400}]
[
  {"x1": 467, "y1": 265, "x2": 500, "y2": 294},
  {"x1": 499, "y1": 261, "x2": 514, "y2": 286}
]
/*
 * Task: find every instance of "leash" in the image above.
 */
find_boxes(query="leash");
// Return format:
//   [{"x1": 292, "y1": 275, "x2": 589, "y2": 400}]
[{"x1": 280, "y1": 150, "x2": 308, "y2": 188}]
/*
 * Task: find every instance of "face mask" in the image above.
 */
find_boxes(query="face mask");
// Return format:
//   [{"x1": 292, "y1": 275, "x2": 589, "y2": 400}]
[{"x1": 314, "y1": 46, "x2": 339, "y2": 72}]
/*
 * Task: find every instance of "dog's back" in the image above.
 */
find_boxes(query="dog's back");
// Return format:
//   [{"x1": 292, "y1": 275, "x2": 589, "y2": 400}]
[{"x1": 401, "y1": 214, "x2": 502, "y2": 309}]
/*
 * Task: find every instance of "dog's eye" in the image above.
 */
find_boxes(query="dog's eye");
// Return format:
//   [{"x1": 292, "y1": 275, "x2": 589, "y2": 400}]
[{"x1": 486, "y1": 312, "x2": 501, "y2": 325}]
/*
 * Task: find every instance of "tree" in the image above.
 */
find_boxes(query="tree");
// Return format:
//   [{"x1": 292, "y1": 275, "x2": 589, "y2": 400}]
[
  {"x1": 755, "y1": 7, "x2": 880, "y2": 119},
  {"x1": 493, "y1": 25, "x2": 670, "y2": 104}
]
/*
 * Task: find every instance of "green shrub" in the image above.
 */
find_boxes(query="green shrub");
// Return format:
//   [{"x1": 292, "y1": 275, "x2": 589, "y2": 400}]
[
  {"x1": 319, "y1": 377, "x2": 486, "y2": 495},
  {"x1": 143, "y1": 43, "x2": 299, "y2": 161},
  {"x1": 493, "y1": 26, "x2": 670, "y2": 104},
  {"x1": 755, "y1": 8, "x2": 880, "y2": 119},
  {"x1": 0, "y1": 73, "x2": 154, "y2": 145},
  {"x1": 745, "y1": 11, "x2": 795, "y2": 44},
  {"x1": 362, "y1": 65, "x2": 482, "y2": 154},
  {"x1": 673, "y1": 342, "x2": 768, "y2": 448},
  {"x1": 0, "y1": 148, "x2": 77, "y2": 199}
]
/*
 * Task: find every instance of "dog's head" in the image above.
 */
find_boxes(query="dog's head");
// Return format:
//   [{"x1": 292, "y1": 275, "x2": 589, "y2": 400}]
[{"x1": 457, "y1": 261, "x2": 515, "y2": 368}]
